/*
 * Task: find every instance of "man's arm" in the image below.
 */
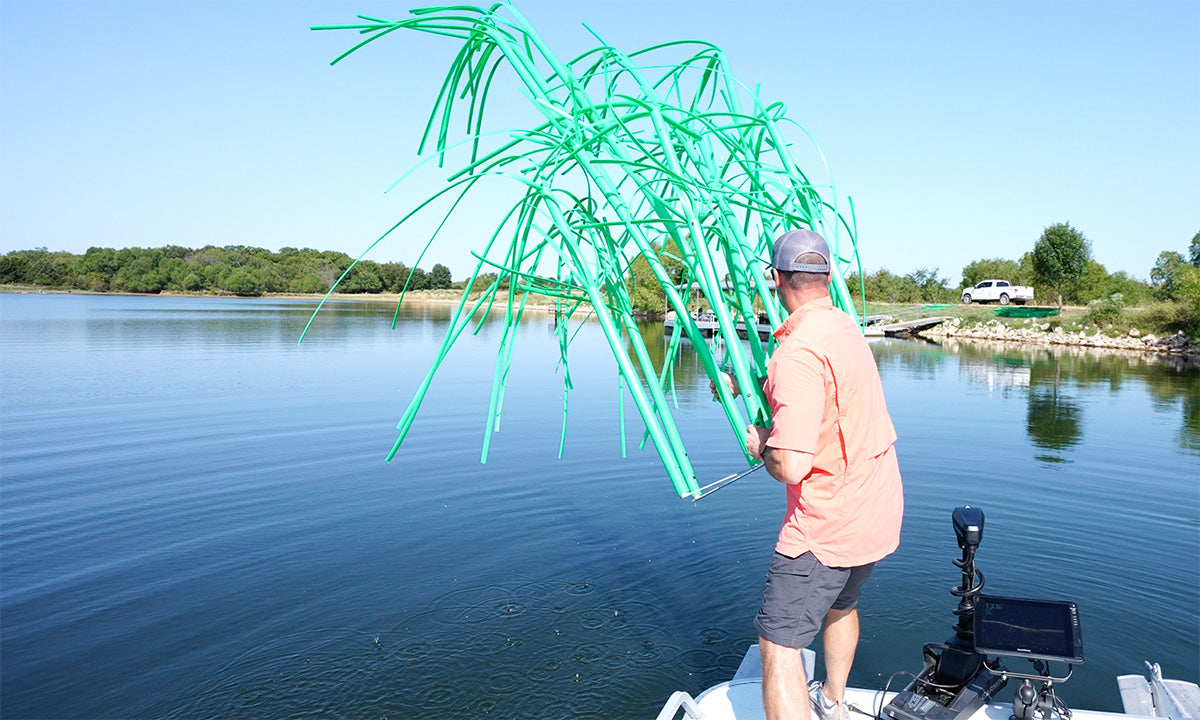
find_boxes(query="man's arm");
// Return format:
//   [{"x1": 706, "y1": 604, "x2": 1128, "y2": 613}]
[{"x1": 744, "y1": 425, "x2": 814, "y2": 485}]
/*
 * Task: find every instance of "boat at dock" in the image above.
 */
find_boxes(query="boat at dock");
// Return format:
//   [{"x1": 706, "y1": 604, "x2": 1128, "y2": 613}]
[{"x1": 656, "y1": 506, "x2": 1199, "y2": 720}]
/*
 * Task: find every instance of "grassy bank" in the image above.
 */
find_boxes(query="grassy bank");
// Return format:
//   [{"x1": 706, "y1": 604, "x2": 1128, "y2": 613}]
[{"x1": 860, "y1": 300, "x2": 1198, "y2": 342}]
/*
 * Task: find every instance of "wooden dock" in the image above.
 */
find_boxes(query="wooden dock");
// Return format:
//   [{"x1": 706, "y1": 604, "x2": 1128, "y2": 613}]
[
  {"x1": 665, "y1": 313, "x2": 949, "y2": 339},
  {"x1": 664, "y1": 313, "x2": 721, "y2": 337},
  {"x1": 864, "y1": 316, "x2": 949, "y2": 337}
]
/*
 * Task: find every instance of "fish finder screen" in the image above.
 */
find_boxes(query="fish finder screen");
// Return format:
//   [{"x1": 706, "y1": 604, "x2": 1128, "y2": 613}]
[{"x1": 972, "y1": 595, "x2": 1084, "y2": 664}]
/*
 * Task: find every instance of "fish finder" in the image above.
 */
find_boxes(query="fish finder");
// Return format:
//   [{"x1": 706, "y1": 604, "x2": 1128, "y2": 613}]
[
  {"x1": 882, "y1": 507, "x2": 1085, "y2": 720},
  {"x1": 973, "y1": 595, "x2": 1083, "y2": 665}
]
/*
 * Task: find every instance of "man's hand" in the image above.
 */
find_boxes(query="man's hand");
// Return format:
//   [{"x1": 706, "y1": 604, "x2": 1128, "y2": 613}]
[
  {"x1": 744, "y1": 424, "x2": 770, "y2": 460},
  {"x1": 709, "y1": 371, "x2": 740, "y2": 399}
]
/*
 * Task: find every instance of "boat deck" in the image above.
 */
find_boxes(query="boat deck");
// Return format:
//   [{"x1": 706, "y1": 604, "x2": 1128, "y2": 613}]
[{"x1": 659, "y1": 646, "x2": 1170, "y2": 720}]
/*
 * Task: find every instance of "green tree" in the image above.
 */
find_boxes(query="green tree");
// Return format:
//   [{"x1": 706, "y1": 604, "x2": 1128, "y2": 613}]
[
  {"x1": 407, "y1": 267, "x2": 430, "y2": 290},
  {"x1": 377, "y1": 262, "x2": 411, "y2": 292},
  {"x1": 1147, "y1": 246, "x2": 1200, "y2": 337},
  {"x1": 909, "y1": 267, "x2": 953, "y2": 303},
  {"x1": 1104, "y1": 271, "x2": 1150, "y2": 306},
  {"x1": 625, "y1": 240, "x2": 686, "y2": 314},
  {"x1": 341, "y1": 264, "x2": 384, "y2": 293},
  {"x1": 858, "y1": 269, "x2": 918, "y2": 303},
  {"x1": 1151, "y1": 251, "x2": 1185, "y2": 299},
  {"x1": 428, "y1": 263, "x2": 453, "y2": 289},
  {"x1": 469, "y1": 272, "x2": 502, "y2": 294},
  {"x1": 961, "y1": 258, "x2": 1022, "y2": 289},
  {"x1": 76, "y1": 247, "x2": 120, "y2": 279},
  {"x1": 1189, "y1": 230, "x2": 1200, "y2": 266},
  {"x1": 161, "y1": 245, "x2": 191, "y2": 260},
  {"x1": 1068, "y1": 259, "x2": 1110, "y2": 305},
  {"x1": 181, "y1": 272, "x2": 205, "y2": 291},
  {"x1": 288, "y1": 273, "x2": 327, "y2": 294},
  {"x1": 0, "y1": 252, "x2": 32, "y2": 284},
  {"x1": 220, "y1": 268, "x2": 260, "y2": 296},
  {"x1": 110, "y1": 248, "x2": 167, "y2": 293},
  {"x1": 1031, "y1": 222, "x2": 1091, "y2": 310},
  {"x1": 627, "y1": 251, "x2": 665, "y2": 313},
  {"x1": 6, "y1": 248, "x2": 73, "y2": 287}
]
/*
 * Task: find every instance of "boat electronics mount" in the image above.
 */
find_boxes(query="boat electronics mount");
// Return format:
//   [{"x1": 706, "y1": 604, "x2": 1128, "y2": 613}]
[{"x1": 882, "y1": 506, "x2": 1085, "y2": 720}]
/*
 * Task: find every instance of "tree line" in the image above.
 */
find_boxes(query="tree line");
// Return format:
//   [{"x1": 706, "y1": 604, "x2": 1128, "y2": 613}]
[
  {"x1": 3, "y1": 226, "x2": 1197, "y2": 335},
  {"x1": 847, "y1": 224, "x2": 1199, "y2": 323},
  {"x1": 0, "y1": 245, "x2": 455, "y2": 296}
]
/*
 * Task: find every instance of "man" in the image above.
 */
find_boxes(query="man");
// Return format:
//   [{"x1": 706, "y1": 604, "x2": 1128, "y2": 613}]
[{"x1": 719, "y1": 229, "x2": 903, "y2": 720}]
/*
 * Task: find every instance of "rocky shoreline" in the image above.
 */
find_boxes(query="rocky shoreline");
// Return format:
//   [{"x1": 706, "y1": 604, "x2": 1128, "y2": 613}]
[{"x1": 918, "y1": 317, "x2": 1199, "y2": 358}]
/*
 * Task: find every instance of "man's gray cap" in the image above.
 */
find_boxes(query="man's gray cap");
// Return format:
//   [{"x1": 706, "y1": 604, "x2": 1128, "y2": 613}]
[{"x1": 771, "y1": 229, "x2": 831, "y2": 273}]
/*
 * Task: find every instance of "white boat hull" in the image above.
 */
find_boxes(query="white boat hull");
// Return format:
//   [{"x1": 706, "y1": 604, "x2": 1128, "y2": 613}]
[{"x1": 657, "y1": 646, "x2": 1198, "y2": 720}]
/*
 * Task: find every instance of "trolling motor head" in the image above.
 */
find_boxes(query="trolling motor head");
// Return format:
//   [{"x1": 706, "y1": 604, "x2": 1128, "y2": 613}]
[
  {"x1": 952, "y1": 505, "x2": 983, "y2": 552},
  {"x1": 950, "y1": 506, "x2": 985, "y2": 649}
]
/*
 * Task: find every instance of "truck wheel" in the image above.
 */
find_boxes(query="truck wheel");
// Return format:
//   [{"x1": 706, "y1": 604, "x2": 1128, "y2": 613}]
[
  {"x1": 999, "y1": 294, "x2": 1010, "y2": 305},
  {"x1": 962, "y1": 294, "x2": 972, "y2": 304}
]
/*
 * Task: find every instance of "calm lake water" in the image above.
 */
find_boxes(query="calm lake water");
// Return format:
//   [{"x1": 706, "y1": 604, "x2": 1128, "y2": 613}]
[{"x1": 1, "y1": 293, "x2": 1197, "y2": 719}]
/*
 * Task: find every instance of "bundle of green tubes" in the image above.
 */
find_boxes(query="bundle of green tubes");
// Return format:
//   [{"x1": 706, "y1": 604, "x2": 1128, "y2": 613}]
[{"x1": 305, "y1": 3, "x2": 866, "y2": 498}]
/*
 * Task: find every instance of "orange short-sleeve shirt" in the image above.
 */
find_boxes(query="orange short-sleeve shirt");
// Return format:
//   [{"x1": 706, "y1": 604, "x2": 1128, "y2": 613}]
[{"x1": 763, "y1": 296, "x2": 904, "y2": 567}]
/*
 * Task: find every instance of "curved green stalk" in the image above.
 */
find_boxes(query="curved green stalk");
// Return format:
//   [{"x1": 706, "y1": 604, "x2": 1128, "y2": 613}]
[{"x1": 313, "y1": 2, "x2": 866, "y2": 498}]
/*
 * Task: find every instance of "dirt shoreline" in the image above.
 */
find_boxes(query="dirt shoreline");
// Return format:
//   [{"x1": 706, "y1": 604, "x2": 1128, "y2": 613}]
[{"x1": 0, "y1": 286, "x2": 582, "y2": 316}]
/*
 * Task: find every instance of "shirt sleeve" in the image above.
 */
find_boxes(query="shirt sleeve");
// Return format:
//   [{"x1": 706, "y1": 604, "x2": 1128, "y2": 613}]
[{"x1": 764, "y1": 346, "x2": 826, "y2": 453}]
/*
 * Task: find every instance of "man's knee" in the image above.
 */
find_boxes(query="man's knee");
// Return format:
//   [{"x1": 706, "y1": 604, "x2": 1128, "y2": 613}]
[
  {"x1": 756, "y1": 553, "x2": 852, "y2": 649},
  {"x1": 759, "y1": 636, "x2": 809, "y2": 675},
  {"x1": 825, "y1": 606, "x2": 856, "y2": 624}
]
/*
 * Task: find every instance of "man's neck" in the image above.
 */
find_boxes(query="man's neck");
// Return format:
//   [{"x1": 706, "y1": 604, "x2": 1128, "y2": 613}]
[{"x1": 781, "y1": 287, "x2": 830, "y2": 314}]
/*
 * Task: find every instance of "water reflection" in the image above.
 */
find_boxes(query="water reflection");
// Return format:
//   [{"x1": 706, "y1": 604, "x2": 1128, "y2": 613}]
[
  {"x1": 431, "y1": 309, "x2": 1200, "y2": 462},
  {"x1": 1026, "y1": 390, "x2": 1082, "y2": 461},
  {"x1": 923, "y1": 338, "x2": 1199, "y2": 459},
  {"x1": 622, "y1": 323, "x2": 1198, "y2": 463},
  {"x1": 872, "y1": 338, "x2": 949, "y2": 380},
  {"x1": 635, "y1": 325, "x2": 1199, "y2": 463},
  {"x1": 630, "y1": 320, "x2": 713, "y2": 395}
]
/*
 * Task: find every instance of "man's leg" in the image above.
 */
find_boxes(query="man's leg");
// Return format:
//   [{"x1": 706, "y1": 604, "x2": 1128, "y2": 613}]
[
  {"x1": 760, "y1": 636, "x2": 811, "y2": 720},
  {"x1": 819, "y1": 562, "x2": 874, "y2": 703},
  {"x1": 818, "y1": 607, "x2": 858, "y2": 702},
  {"x1": 756, "y1": 553, "x2": 857, "y2": 719}
]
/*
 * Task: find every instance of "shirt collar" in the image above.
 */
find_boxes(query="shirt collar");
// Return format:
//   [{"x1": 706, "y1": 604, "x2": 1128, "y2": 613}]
[{"x1": 772, "y1": 295, "x2": 834, "y2": 342}]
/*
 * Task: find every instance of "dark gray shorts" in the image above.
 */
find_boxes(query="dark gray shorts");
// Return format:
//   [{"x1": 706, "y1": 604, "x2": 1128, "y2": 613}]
[{"x1": 753, "y1": 552, "x2": 875, "y2": 649}]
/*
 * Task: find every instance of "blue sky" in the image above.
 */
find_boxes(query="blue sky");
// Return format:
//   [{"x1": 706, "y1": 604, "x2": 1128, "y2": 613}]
[{"x1": 2, "y1": 0, "x2": 1196, "y2": 283}]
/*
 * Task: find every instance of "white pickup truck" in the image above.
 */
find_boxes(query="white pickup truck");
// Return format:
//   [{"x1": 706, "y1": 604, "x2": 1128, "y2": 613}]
[{"x1": 961, "y1": 279, "x2": 1033, "y2": 305}]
